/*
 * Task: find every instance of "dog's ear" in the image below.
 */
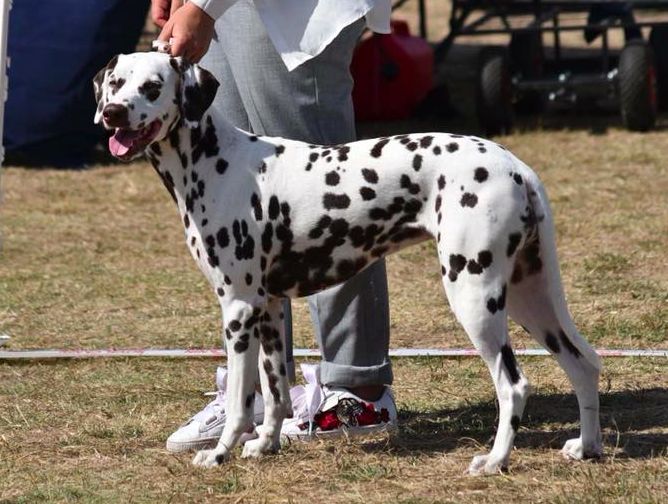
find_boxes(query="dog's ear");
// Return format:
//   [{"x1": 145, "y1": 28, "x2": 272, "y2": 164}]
[
  {"x1": 93, "y1": 55, "x2": 119, "y2": 124},
  {"x1": 173, "y1": 57, "x2": 219, "y2": 128}
]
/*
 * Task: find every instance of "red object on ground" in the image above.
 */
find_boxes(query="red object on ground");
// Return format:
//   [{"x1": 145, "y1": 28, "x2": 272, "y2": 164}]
[{"x1": 351, "y1": 20, "x2": 434, "y2": 121}]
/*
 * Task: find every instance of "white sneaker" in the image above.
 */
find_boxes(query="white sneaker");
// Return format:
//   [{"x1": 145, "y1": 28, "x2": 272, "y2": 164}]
[
  {"x1": 165, "y1": 367, "x2": 265, "y2": 453},
  {"x1": 281, "y1": 364, "x2": 398, "y2": 441}
]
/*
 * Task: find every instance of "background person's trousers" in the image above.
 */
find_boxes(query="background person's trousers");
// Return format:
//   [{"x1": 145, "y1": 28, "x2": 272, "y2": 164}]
[{"x1": 201, "y1": 0, "x2": 393, "y2": 387}]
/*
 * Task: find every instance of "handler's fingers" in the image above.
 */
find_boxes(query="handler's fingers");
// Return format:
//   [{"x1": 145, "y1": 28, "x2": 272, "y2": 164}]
[
  {"x1": 151, "y1": 0, "x2": 170, "y2": 27},
  {"x1": 169, "y1": 36, "x2": 187, "y2": 59},
  {"x1": 170, "y1": 0, "x2": 184, "y2": 16},
  {"x1": 157, "y1": 17, "x2": 174, "y2": 42}
]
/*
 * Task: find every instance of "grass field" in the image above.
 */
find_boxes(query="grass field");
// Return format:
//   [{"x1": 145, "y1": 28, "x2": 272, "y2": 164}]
[{"x1": 1, "y1": 117, "x2": 667, "y2": 502}]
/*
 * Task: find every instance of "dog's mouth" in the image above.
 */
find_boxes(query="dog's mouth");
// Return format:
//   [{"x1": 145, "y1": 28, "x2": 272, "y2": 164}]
[{"x1": 108, "y1": 119, "x2": 162, "y2": 160}]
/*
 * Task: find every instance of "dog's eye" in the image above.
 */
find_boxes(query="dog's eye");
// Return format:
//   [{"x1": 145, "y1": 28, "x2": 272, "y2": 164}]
[
  {"x1": 108, "y1": 78, "x2": 126, "y2": 95},
  {"x1": 138, "y1": 81, "x2": 162, "y2": 102}
]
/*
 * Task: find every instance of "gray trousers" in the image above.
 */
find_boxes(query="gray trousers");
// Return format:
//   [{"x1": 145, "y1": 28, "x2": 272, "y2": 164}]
[{"x1": 202, "y1": 0, "x2": 392, "y2": 387}]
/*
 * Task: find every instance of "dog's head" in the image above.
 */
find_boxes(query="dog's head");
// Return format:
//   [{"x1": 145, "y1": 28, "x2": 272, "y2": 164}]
[{"x1": 93, "y1": 52, "x2": 219, "y2": 161}]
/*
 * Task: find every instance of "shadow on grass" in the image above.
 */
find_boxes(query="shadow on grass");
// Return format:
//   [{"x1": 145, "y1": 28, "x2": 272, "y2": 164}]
[{"x1": 364, "y1": 388, "x2": 668, "y2": 459}]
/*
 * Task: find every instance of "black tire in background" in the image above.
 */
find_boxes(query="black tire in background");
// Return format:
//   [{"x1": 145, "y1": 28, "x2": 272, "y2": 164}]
[
  {"x1": 649, "y1": 26, "x2": 668, "y2": 110},
  {"x1": 618, "y1": 40, "x2": 657, "y2": 132},
  {"x1": 509, "y1": 31, "x2": 545, "y2": 114},
  {"x1": 476, "y1": 47, "x2": 513, "y2": 136}
]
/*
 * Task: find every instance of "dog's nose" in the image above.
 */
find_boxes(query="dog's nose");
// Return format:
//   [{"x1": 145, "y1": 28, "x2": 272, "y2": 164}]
[{"x1": 102, "y1": 104, "x2": 129, "y2": 127}]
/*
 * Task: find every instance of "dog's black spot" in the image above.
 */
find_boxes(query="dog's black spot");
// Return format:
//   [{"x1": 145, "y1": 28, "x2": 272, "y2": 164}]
[
  {"x1": 234, "y1": 340, "x2": 249, "y2": 353},
  {"x1": 510, "y1": 415, "x2": 520, "y2": 432},
  {"x1": 479, "y1": 250, "x2": 493, "y2": 268},
  {"x1": 214, "y1": 454, "x2": 226, "y2": 465},
  {"x1": 275, "y1": 145, "x2": 285, "y2": 157},
  {"x1": 513, "y1": 173, "x2": 523, "y2": 185},
  {"x1": 190, "y1": 116, "x2": 219, "y2": 164},
  {"x1": 262, "y1": 222, "x2": 274, "y2": 253},
  {"x1": 362, "y1": 168, "x2": 379, "y2": 184},
  {"x1": 325, "y1": 171, "x2": 340, "y2": 186},
  {"x1": 360, "y1": 187, "x2": 376, "y2": 200},
  {"x1": 232, "y1": 219, "x2": 255, "y2": 260},
  {"x1": 419, "y1": 135, "x2": 434, "y2": 148},
  {"x1": 434, "y1": 195, "x2": 442, "y2": 213},
  {"x1": 507, "y1": 232, "x2": 522, "y2": 257},
  {"x1": 544, "y1": 331, "x2": 561, "y2": 353},
  {"x1": 251, "y1": 193, "x2": 263, "y2": 221},
  {"x1": 268, "y1": 196, "x2": 280, "y2": 220},
  {"x1": 183, "y1": 214, "x2": 190, "y2": 228},
  {"x1": 460, "y1": 193, "x2": 478, "y2": 208},
  {"x1": 522, "y1": 241, "x2": 543, "y2": 275},
  {"x1": 371, "y1": 138, "x2": 389, "y2": 158},
  {"x1": 336, "y1": 145, "x2": 350, "y2": 161},
  {"x1": 433, "y1": 145, "x2": 442, "y2": 155},
  {"x1": 448, "y1": 254, "x2": 467, "y2": 281},
  {"x1": 309, "y1": 152, "x2": 319, "y2": 162},
  {"x1": 400, "y1": 174, "x2": 421, "y2": 195},
  {"x1": 323, "y1": 193, "x2": 351, "y2": 210},
  {"x1": 245, "y1": 273, "x2": 253, "y2": 285},
  {"x1": 486, "y1": 284, "x2": 507, "y2": 313},
  {"x1": 501, "y1": 344, "x2": 521, "y2": 384},
  {"x1": 446, "y1": 142, "x2": 459, "y2": 153},
  {"x1": 474, "y1": 167, "x2": 489, "y2": 183},
  {"x1": 559, "y1": 330, "x2": 582, "y2": 357},
  {"x1": 437, "y1": 175, "x2": 446, "y2": 190},
  {"x1": 229, "y1": 320, "x2": 242, "y2": 332},
  {"x1": 216, "y1": 158, "x2": 228, "y2": 174},
  {"x1": 138, "y1": 80, "x2": 161, "y2": 101},
  {"x1": 412, "y1": 154, "x2": 423, "y2": 171},
  {"x1": 216, "y1": 287, "x2": 225, "y2": 297}
]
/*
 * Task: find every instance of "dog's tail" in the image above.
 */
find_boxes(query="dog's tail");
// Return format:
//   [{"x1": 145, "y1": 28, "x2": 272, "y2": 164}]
[{"x1": 515, "y1": 161, "x2": 602, "y2": 371}]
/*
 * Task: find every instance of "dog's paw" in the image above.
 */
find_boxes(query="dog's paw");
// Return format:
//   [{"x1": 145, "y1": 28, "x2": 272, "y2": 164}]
[
  {"x1": 467, "y1": 454, "x2": 507, "y2": 476},
  {"x1": 561, "y1": 437, "x2": 603, "y2": 461},
  {"x1": 241, "y1": 436, "x2": 279, "y2": 459},
  {"x1": 192, "y1": 448, "x2": 230, "y2": 468}
]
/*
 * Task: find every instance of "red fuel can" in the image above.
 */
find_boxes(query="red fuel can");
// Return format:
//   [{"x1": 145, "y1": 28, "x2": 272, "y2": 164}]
[{"x1": 351, "y1": 20, "x2": 434, "y2": 121}]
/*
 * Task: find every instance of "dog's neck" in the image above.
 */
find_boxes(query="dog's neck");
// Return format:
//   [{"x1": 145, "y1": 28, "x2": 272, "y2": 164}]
[{"x1": 146, "y1": 109, "x2": 247, "y2": 205}]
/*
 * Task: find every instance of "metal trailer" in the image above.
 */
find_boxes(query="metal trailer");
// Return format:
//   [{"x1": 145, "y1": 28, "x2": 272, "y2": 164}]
[{"x1": 404, "y1": 0, "x2": 668, "y2": 134}]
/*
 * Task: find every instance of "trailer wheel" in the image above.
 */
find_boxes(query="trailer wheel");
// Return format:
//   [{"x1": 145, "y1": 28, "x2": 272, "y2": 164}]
[
  {"x1": 619, "y1": 40, "x2": 657, "y2": 132},
  {"x1": 510, "y1": 31, "x2": 545, "y2": 113},
  {"x1": 649, "y1": 26, "x2": 668, "y2": 110},
  {"x1": 476, "y1": 47, "x2": 513, "y2": 136}
]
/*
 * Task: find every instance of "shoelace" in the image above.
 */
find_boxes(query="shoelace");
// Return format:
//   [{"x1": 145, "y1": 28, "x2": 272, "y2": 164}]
[{"x1": 290, "y1": 363, "x2": 333, "y2": 435}]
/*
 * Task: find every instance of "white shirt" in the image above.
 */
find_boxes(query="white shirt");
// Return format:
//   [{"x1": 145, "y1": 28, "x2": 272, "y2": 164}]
[{"x1": 190, "y1": 0, "x2": 391, "y2": 71}]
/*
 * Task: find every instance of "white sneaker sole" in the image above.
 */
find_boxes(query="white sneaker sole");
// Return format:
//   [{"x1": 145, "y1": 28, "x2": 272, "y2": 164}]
[
  {"x1": 281, "y1": 421, "x2": 398, "y2": 443},
  {"x1": 166, "y1": 430, "x2": 259, "y2": 453}
]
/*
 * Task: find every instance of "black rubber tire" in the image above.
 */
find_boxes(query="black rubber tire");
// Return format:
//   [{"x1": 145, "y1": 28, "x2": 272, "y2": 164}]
[
  {"x1": 476, "y1": 47, "x2": 513, "y2": 136},
  {"x1": 509, "y1": 31, "x2": 545, "y2": 114},
  {"x1": 618, "y1": 40, "x2": 657, "y2": 132},
  {"x1": 649, "y1": 26, "x2": 668, "y2": 110}
]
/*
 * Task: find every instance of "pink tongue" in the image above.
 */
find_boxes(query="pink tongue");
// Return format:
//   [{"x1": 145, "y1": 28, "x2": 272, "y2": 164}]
[{"x1": 109, "y1": 129, "x2": 142, "y2": 157}]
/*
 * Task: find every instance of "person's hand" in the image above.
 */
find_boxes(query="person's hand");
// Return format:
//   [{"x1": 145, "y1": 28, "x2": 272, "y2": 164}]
[
  {"x1": 158, "y1": 1, "x2": 215, "y2": 63},
  {"x1": 151, "y1": 0, "x2": 183, "y2": 28}
]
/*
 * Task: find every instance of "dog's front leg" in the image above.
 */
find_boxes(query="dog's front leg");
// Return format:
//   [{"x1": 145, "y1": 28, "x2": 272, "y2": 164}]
[
  {"x1": 193, "y1": 299, "x2": 261, "y2": 467},
  {"x1": 242, "y1": 297, "x2": 292, "y2": 458}
]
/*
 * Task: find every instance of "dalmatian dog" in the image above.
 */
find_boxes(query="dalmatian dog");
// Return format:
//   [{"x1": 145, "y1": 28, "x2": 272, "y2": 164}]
[{"x1": 93, "y1": 52, "x2": 603, "y2": 474}]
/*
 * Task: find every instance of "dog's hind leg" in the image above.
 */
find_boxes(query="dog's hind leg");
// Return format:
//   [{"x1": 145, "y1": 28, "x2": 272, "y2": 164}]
[
  {"x1": 193, "y1": 298, "x2": 263, "y2": 467},
  {"x1": 506, "y1": 183, "x2": 602, "y2": 461},
  {"x1": 242, "y1": 296, "x2": 292, "y2": 458},
  {"x1": 439, "y1": 250, "x2": 530, "y2": 475}
]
